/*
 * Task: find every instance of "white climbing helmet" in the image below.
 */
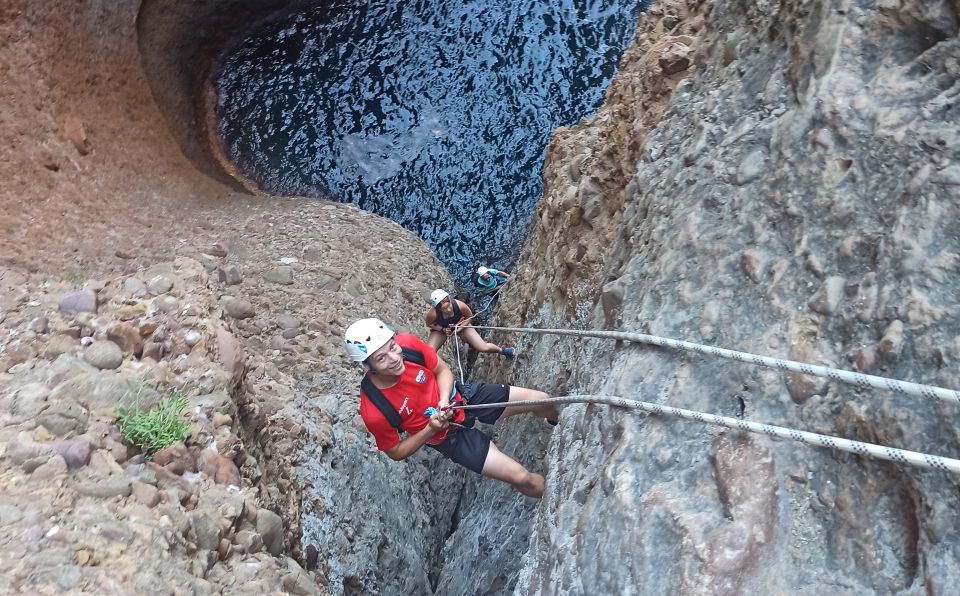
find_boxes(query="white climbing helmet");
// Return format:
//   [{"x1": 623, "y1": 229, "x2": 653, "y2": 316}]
[
  {"x1": 343, "y1": 318, "x2": 395, "y2": 363},
  {"x1": 430, "y1": 289, "x2": 450, "y2": 306},
  {"x1": 476, "y1": 266, "x2": 489, "y2": 275}
]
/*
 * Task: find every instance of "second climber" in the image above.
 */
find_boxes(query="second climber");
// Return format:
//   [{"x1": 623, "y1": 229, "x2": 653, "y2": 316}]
[{"x1": 424, "y1": 289, "x2": 515, "y2": 357}]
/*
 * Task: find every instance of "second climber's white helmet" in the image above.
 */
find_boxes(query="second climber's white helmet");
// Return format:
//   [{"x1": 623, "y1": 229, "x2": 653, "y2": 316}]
[
  {"x1": 430, "y1": 289, "x2": 450, "y2": 306},
  {"x1": 343, "y1": 318, "x2": 395, "y2": 363},
  {"x1": 477, "y1": 266, "x2": 489, "y2": 275}
]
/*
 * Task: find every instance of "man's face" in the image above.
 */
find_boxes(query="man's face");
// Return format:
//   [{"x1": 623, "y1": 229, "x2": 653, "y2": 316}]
[
  {"x1": 480, "y1": 272, "x2": 491, "y2": 281},
  {"x1": 368, "y1": 338, "x2": 404, "y2": 375}
]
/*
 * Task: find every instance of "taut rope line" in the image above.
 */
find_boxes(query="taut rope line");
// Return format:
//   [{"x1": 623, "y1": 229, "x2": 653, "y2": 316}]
[
  {"x1": 474, "y1": 325, "x2": 960, "y2": 406},
  {"x1": 447, "y1": 395, "x2": 960, "y2": 474}
]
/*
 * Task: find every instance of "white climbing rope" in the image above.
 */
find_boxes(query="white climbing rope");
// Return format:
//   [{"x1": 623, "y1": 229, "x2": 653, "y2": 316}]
[
  {"x1": 447, "y1": 395, "x2": 960, "y2": 474},
  {"x1": 474, "y1": 325, "x2": 960, "y2": 405}
]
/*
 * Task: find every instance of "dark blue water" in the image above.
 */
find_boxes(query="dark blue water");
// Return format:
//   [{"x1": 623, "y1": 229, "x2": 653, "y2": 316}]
[{"x1": 215, "y1": 0, "x2": 646, "y2": 285}]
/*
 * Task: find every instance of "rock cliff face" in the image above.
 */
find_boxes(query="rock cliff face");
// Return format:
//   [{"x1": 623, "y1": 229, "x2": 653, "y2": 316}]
[{"x1": 444, "y1": 0, "x2": 960, "y2": 593}]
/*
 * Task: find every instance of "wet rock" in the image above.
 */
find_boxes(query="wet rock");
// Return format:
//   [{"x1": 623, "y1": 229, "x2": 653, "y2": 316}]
[
  {"x1": 217, "y1": 265, "x2": 242, "y2": 285},
  {"x1": 263, "y1": 266, "x2": 294, "y2": 285},
  {"x1": 75, "y1": 477, "x2": 132, "y2": 498},
  {"x1": 257, "y1": 508, "x2": 284, "y2": 556},
  {"x1": 52, "y1": 439, "x2": 92, "y2": 469},
  {"x1": 659, "y1": 41, "x2": 691, "y2": 74},
  {"x1": 220, "y1": 296, "x2": 256, "y2": 319},
  {"x1": 83, "y1": 340, "x2": 124, "y2": 370},
  {"x1": 59, "y1": 290, "x2": 97, "y2": 315}
]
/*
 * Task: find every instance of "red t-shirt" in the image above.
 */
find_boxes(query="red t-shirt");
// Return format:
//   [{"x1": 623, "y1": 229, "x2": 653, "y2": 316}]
[{"x1": 359, "y1": 333, "x2": 466, "y2": 452}]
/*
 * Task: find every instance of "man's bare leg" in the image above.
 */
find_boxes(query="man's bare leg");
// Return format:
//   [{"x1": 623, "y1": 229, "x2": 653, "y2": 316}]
[
  {"x1": 498, "y1": 386, "x2": 559, "y2": 424},
  {"x1": 481, "y1": 442, "x2": 544, "y2": 498}
]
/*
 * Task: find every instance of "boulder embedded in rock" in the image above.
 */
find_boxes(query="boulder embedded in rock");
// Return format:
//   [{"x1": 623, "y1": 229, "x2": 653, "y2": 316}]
[
  {"x1": 263, "y1": 266, "x2": 294, "y2": 285},
  {"x1": 83, "y1": 340, "x2": 124, "y2": 370},
  {"x1": 37, "y1": 402, "x2": 88, "y2": 436},
  {"x1": 257, "y1": 508, "x2": 284, "y2": 556},
  {"x1": 75, "y1": 477, "x2": 132, "y2": 498},
  {"x1": 217, "y1": 265, "x2": 242, "y2": 285},
  {"x1": 220, "y1": 296, "x2": 256, "y2": 319},
  {"x1": 58, "y1": 291, "x2": 97, "y2": 315},
  {"x1": 52, "y1": 439, "x2": 92, "y2": 469},
  {"x1": 658, "y1": 42, "x2": 691, "y2": 75}
]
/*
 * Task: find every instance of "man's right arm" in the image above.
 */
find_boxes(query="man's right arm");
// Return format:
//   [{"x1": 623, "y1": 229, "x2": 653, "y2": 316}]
[{"x1": 383, "y1": 411, "x2": 452, "y2": 461}]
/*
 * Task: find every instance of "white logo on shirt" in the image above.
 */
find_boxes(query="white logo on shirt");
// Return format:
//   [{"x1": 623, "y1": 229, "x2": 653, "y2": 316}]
[
  {"x1": 416, "y1": 370, "x2": 426, "y2": 384},
  {"x1": 399, "y1": 397, "x2": 413, "y2": 416}
]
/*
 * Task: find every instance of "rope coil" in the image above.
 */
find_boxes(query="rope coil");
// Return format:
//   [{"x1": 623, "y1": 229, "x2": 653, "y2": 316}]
[
  {"x1": 448, "y1": 395, "x2": 960, "y2": 474},
  {"x1": 473, "y1": 325, "x2": 960, "y2": 405}
]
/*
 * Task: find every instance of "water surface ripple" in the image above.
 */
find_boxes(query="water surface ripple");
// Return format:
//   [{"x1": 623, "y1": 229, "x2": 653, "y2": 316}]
[{"x1": 216, "y1": 0, "x2": 645, "y2": 284}]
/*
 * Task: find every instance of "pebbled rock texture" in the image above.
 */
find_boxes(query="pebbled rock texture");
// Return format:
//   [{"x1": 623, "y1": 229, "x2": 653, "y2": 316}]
[{"x1": 440, "y1": 0, "x2": 960, "y2": 594}]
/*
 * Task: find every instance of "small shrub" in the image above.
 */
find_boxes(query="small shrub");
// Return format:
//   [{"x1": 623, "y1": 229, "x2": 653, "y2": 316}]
[
  {"x1": 117, "y1": 392, "x2": 191, "y2": 455},
  {"x1": 60, "y1": 265, "x2": 86, "y2": 286}
]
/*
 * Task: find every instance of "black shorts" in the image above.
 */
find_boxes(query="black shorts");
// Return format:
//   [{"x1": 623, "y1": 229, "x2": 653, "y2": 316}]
[{"x1": 427, "y1": 383, "x2": 510, "y2": 473}]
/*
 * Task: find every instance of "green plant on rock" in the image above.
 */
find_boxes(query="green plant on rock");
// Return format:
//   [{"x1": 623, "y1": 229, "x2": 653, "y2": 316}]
[
  {"x1": 60, "y1": 264, "x2": 86, "y2": 286},
  {"x1": 116, "y1": 391, "x2": 191, "y2": 455}
]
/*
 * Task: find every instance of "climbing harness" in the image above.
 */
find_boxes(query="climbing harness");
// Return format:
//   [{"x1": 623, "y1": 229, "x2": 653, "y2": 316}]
[
  {"x1": 473, "y1": 325, "x2": 960, "y2": 406},
  {"x1": 446, "y1": 395, "x2": 960, "y2": 474}
]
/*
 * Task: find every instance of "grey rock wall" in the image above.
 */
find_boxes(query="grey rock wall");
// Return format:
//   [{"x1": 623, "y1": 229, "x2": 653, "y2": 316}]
[{"x1": 441, "y1": 0, "x2": 960, "y2": 594}]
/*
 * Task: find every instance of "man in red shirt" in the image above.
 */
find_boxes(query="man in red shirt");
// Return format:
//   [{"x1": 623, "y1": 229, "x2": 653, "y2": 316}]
[{"x1": 344, "y1": 318, "x2": 559, "y2": 498}]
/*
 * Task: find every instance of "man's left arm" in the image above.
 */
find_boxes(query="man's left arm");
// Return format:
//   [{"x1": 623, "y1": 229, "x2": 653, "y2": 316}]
[{"x1": 433, "y1": 358, "x2": 455, "y2": 409}]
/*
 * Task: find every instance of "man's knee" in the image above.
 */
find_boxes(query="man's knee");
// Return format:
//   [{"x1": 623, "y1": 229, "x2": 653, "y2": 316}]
[{"x1": 512, "y1": 471, "x2": 544, "y2": 497}]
